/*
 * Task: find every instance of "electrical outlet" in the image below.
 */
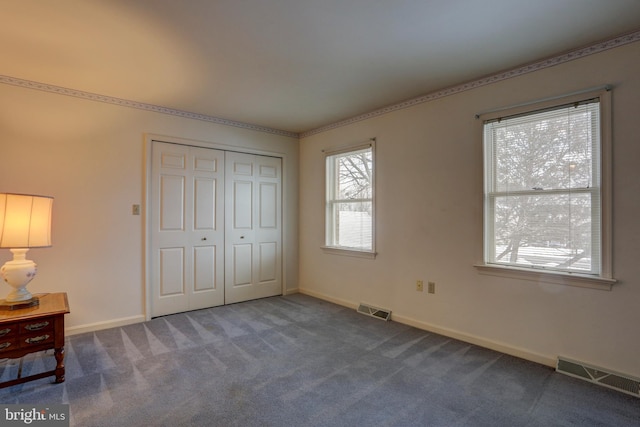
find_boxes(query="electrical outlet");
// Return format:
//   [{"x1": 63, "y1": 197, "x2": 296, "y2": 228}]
[
  {"x1": 428, "y1": 281, "x2": 435, "y2": 294},
  {"x1": 132, "y1": 204, "x2": 140, "y2": 215},
  {"x1": 416, "y1": 280, "x2": 424, "y2": 292}
]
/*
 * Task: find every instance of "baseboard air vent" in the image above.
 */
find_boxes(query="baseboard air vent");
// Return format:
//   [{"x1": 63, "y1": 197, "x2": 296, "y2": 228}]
[
  {"x1": 357, "y1": 303, "x2": 391, "y2": 321},
  {"x1": 557, "y1": 357, "x2": 640, "y2": 398}
]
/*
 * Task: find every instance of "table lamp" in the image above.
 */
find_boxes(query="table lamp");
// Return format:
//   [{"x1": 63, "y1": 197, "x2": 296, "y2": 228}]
[{"x1": 0, "y1": 193, "x2": 53, "y2": 306}]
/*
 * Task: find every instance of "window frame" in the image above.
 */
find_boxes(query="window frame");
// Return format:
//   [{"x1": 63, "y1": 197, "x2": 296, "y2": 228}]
[
  {"x1": 322, "y1": 141, "x2": 376, "y2": 259},
  {"x1": 475, "y1": 88, "x2": 615, "y2": 290}
]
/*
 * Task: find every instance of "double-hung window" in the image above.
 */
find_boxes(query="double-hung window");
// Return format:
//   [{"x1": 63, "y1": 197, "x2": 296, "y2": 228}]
[
  {"x1": 480, "y1": 88, "x2": 614, "y2": 288},
  {"x1": 324, "y1": 142, "x2": 375, "y2": 258}
]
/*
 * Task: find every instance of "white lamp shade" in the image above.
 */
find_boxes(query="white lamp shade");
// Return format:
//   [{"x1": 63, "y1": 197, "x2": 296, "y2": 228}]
[{"x1": 0, "y1": 193, "x2": 53, "y2": 248}]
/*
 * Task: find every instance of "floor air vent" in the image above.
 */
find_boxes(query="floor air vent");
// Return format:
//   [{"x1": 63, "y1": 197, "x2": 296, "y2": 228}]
[
  {"x1": 357, "y1": 303, "x2": 391, "y2": 321},
  {"x1": 557, "y1": 357, "x2": 640, "y2": 398}
]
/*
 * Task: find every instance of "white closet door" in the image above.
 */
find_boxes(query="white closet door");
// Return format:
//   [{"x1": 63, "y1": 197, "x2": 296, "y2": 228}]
[
  {"x1": 225, "y1": 152, "x2": 282, "y2": 304},
  {"x1": 150, "y1": 141, "x2": 225, "y2": 317}
]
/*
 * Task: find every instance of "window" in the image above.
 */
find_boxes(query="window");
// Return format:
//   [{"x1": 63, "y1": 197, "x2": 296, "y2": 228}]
[
  {"x1": 324, "y1": 142, "x2": 375, "y2": 257},
  {"x1": 480, "y1": 89, "x2": 613, "y2": 287}
]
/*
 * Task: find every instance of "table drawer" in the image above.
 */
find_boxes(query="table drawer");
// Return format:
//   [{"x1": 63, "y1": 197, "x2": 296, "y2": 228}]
[
  {"x1": 0, "y1": 324, "x2": 18, "y2": 339},
  {"x1": 19, "y1": 318, "x2": 54, "y2": 334},
  {"x1": 0, "y1": 337, "x2": 18, "y2": 353},
  {"x1": 19, "y1": 332, "x2": 53, "y2": 349}
]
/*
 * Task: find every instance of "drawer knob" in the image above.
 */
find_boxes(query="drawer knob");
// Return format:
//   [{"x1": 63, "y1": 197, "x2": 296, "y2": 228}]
[
  {"x1": 0, "y1": 342, "x2": 11, "y2": 350},
  {"x1": 25, "y1": 321, "x2": 49, "y2": 331},
  {"x1": 0, "y1": 328, "x2": 11, "y2": 337},
  {"x1": 25, "y1": 334, "x2": 50, "y2": 344}
]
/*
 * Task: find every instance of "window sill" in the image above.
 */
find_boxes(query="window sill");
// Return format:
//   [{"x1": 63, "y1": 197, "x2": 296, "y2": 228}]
[
  {"x1": 474, "y1": 263, "x2": 616, "y2": 291},
  {"x1": 321, "y1": 246, "x2": 377, "y2": 259}
]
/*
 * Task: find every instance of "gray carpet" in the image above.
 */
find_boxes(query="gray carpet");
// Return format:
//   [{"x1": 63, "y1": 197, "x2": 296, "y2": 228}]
[{"x1": 1, "y1": 294, "x2": 638, "y2": 426}]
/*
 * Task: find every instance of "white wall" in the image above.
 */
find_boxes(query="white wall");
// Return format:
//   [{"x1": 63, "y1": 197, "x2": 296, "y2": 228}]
[
  {"x1": 299, "y1": 41, "x2": 640, "y2": 378},
  {"x1": 0, "y1": 83, "x2": 299, "y2": 332}
]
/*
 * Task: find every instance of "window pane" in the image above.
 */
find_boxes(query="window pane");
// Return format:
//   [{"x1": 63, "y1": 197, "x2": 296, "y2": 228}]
[
  {"x1": 492, "y1": 193, "x2": 593, "y2": 272},
  {"x1": 492, "y1": 104, "x2": 597, "y2": 192},
  {"x1": 333, "y1": 201, "x2": 372, "y2": 250},
  {"x1": 337, "y1": 150, "x2": 372, "y2": 199}
]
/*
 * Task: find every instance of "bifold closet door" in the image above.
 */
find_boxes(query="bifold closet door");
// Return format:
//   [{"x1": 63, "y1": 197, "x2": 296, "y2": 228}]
[
  {"x1": 150, "y1": 142, "x2": 225, "y2": 317},
  {"x1": 225, "y1": 152, "x2": 282, "y2": 304}
]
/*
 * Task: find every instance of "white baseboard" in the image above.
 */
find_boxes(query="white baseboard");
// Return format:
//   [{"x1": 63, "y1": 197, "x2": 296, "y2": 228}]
[
  {"x1": 298, "y1": 287, "x2": 555, "y2": 368},
  {"x1": 391, "y1": 313, "x2": 556, "y2": 368},
  {"x1": 65, "y1": 315, "x2": 146, "y2": 336},
  {"x1": 298, "y1": 288, "x2": 358, "y2": 310}
]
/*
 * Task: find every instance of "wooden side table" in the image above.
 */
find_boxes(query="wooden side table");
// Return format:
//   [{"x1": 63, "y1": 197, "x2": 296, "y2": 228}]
[{"x1": 0, "y1": 293, "x2": 70, "y2": 388}]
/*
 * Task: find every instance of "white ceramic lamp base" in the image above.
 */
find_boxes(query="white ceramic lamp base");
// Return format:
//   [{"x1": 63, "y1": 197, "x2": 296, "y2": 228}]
[{"x1": 1, "y1": 249, "x2": 37, "y2": 302}]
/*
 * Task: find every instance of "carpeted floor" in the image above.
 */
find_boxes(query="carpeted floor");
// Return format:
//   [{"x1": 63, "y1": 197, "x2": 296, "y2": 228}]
[{"x1": 1, "y1": 294, "x2": 638, "y2": 426}]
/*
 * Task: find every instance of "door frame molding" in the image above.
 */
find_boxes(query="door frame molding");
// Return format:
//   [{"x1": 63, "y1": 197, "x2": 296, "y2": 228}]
[{"x1": 143, "y1": 133, "x2": 289, "y2": 321}]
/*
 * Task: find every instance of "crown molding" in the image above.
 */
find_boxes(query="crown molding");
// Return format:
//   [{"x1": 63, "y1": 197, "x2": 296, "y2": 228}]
[
  {"x1": 0, "y1": 75, "x2": 299, "y2": 139},
  {"x1": 300, "y1": 29, "x2": 640, "y2": 138}
]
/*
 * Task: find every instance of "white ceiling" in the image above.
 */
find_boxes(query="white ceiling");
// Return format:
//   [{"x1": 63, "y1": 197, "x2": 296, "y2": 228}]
[{"x1": 3, "y1": 0, "x2": 640, "y2": 135}]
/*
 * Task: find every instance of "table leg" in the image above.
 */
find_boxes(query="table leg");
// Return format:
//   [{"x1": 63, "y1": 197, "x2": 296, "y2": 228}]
[{"x1": 54, "y1": 347, "x2": 65, "y2": 383}]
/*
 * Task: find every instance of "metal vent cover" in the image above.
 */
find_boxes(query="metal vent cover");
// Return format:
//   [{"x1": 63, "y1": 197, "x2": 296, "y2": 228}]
[
  {"x1": 557, "y1": 357, "x2": 640, "y2": 397},
  {"x1": 357, "y1": 303, "x2": 391, "y2": 321}
]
